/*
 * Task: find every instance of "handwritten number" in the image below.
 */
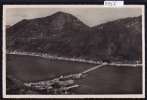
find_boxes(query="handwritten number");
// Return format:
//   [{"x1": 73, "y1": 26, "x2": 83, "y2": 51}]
[
  {"x1": 114, "y1": 1, "x2": 117, "y2": 6},
  {"x1": 105, "y1": 2, "x2": 107, "y2": 6},
  {"x1": 104, "y1": 1, "x2": 120, "y2": 7}
]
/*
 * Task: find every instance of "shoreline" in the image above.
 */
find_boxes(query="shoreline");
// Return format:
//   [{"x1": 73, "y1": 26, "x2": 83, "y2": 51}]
[
  {"x1": 6, "y1": 51, "x2": 100, "y2": 64},
  {"x1": 6, "y1": 51, "x2": 142, "y2": 66}
]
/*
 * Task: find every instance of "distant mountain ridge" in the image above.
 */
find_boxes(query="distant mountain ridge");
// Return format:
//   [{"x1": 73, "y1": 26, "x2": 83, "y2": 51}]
[
  {"x1": 6, "y1": 25, "x2": 11, "y2": 29},
  {"x1": 6, "y1": 11, "x2": 142, "y2": 61},
  {"x1": 71, "y1": 16, "x2": 142, "y2": 60},
  {"x1": 7, "y1": 11, "x2": 89, "y2": 38}
]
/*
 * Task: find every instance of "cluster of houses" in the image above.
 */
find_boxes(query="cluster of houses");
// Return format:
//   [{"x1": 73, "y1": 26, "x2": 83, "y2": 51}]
[
  {"x1": 24, "y1": 73, "x2": 86, "y2": 94},
  {"x1": 7, "y1": 50, "x2": 142, "y2": 67}
]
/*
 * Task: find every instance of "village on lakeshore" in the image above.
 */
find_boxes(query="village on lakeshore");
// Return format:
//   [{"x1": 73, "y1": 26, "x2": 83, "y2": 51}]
[
  {"x1": 6, "y1": 50, "x2": 142, "y2": 67},
  {"x1": 6, "y1": 50, "x2": 142, "y2": 94}
]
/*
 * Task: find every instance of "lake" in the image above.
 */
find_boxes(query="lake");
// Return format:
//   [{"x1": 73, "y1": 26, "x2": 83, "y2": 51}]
[{"x1": 6, "y1": 54, "x2": 142, "y2": 94}]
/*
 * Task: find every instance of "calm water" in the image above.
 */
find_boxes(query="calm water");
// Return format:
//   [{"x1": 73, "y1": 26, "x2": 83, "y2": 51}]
[
  {"x1": 7, "y1": 54, "x2": 95, "y2": 82},
  {"x1": 7, "y1": 54, "x2": 142, "y2": 94},
  {"x1": 72, "y1": 66, "x2": 142, "y2": 94}
]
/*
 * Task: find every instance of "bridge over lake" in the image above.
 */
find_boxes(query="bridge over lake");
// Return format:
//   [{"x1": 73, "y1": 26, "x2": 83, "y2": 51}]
[{"x1": 82, "y1": 63, "x2": 142, "y2": 74}]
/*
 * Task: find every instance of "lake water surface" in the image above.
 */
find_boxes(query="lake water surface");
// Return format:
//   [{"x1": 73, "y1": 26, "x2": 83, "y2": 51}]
[
  {"x1": 7, "y1": 54, "x2": 95, "y2": 82},
  {"x1": 7, "y1": 54, "x2": 142, "y2": 94}
]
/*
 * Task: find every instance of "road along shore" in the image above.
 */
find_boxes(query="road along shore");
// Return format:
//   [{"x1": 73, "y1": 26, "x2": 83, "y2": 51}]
[{"x1": 6, "y1": 51, "x2": 142, "y2": 67}]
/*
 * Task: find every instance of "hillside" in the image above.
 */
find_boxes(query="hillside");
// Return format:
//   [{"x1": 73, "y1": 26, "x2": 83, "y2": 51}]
[
  {"x1": 71, "y1": 16, "x2": 142, "y2": 60},
  {"x1": 6, "y1": 11, "x2": 89, "y2": 38},
  {"x1": 6, "y1": 11, "x2": 142, "y2": 61},
  {"x1": 6, "y1": 75, "x2": 38, "y2": 94}
]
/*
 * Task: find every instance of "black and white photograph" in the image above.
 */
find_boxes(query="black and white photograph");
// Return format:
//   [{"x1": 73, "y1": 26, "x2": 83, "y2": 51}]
[{"x1": 3, "y1": 5, "x2": 145, "y2": 98}]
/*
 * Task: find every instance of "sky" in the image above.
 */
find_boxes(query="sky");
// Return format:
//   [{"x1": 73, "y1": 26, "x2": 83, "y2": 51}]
[{"x1": 6, "y1": 7, "x2": 142, "y2": 27}]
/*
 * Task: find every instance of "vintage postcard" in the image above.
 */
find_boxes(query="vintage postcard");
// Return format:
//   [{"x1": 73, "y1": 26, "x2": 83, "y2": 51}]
[{"x1": 3, "y1": 5, "x2": 145, "y2": 98}]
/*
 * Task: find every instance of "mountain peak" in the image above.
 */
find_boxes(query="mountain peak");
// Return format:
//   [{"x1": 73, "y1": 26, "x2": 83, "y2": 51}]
[
  {"x1": 7, "y1": 11, "x2": 89, "y2": 38},
  {"x1": 52, "y1": 11, "x2": 70, "y2": 16},
  {"x1": 55, "y1": 11, "x2": 67, "y2": 14},
  {"x1": 6, "y1": 15, "x2": 142, "y2": 61}
]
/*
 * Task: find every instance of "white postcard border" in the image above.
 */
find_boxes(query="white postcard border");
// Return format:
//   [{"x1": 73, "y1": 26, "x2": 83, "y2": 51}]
[{"x1": 2, "y1": 5, "x2": 145, "y2": 98}]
